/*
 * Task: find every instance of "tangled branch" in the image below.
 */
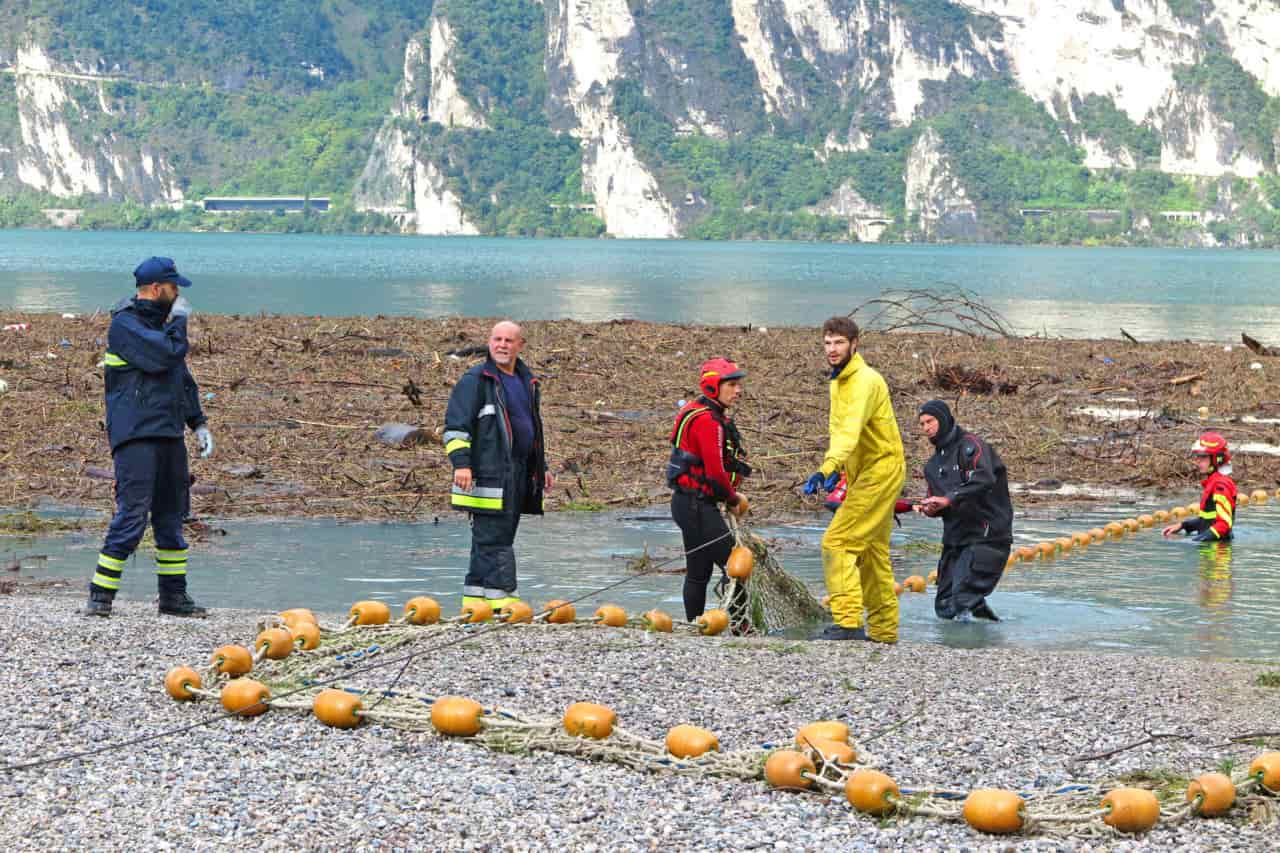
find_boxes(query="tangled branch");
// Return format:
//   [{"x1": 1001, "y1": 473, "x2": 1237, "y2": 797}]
[{"x1": 851, "y1": 287, "x2": 1015, "y2": 338}]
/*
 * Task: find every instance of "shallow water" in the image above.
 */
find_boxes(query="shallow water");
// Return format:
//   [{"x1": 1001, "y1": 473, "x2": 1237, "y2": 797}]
[
  {"x1": 8, "y1": 499, "x2": 1279, "y2": 660},
  {"x1": 4, "y1": 230, "x2": 1280, "y2": 340}
]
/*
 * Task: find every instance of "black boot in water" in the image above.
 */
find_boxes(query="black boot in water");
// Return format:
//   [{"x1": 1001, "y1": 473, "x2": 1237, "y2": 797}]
[
  {"x1": 158, "y1": 576, "x2": 208, "y2": 618},
  {"x1": 82, "y1": 585, "x2": 115, "y2": 618}
]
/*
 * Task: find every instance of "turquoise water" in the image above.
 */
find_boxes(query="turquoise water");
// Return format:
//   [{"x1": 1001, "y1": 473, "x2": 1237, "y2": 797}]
[
  {"x1": 8, "y1": 502, "x2": 1279, "y2": 660},
  {"x1": 2, "y1": 230, "x2": 1279, "y2": 340}
]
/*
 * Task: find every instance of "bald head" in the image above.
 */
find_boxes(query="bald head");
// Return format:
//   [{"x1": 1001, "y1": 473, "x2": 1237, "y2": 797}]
[{"x1": 488, "y1": 320, "x2": 525, "y2": 374}]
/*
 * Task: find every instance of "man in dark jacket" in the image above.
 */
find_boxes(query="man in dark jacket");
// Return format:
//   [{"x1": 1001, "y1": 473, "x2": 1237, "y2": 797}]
[
  {"x1": 84, "y1": 257, "x2": 215, "y2": 618},
  {"x1": 916, "y1": 399, "x2": 1012, "y2": 621},
  {"x1": 444, "y1": 321, "x2": 552, "y2": 611}
]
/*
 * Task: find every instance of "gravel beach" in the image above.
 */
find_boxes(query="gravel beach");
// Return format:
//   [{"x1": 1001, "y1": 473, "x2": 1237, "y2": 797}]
[{"x1": 1, "y1": 590, "x2": 1277, "y2": 851}]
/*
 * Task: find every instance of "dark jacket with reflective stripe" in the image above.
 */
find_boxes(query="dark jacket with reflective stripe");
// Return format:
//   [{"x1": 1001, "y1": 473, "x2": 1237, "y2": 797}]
[
  {"x1": 103, "y1": 297, "x2": 206, "y2": 452},
  {"x1": 443, "y1": 357, "x2": 546, "y2": 516},
  {"x1": 922, "y1": 425, "x2": 1013, "y2": 547}
]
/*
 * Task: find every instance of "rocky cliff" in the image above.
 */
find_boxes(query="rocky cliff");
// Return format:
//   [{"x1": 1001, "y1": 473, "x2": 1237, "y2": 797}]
[{"x1": 6, "y1": 1, "x2": 1280, "y2": 244}]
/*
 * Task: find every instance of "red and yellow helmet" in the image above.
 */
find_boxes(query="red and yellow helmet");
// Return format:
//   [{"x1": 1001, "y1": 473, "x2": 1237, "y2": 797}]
[
  {"x1": 699, "y1": 357, "x2": 746, "y2": 399},
  {"x1": 1192, "y1": 432, "x2": 1230, "y2": 466}
]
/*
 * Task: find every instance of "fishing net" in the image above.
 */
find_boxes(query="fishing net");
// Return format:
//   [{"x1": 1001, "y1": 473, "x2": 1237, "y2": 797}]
[{"x1": 719, "y1": 517, "x2": 826, "y2": 635}]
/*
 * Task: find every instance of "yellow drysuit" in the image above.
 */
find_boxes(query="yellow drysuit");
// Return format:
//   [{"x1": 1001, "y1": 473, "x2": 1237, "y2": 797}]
[{"x1": 819, "y1": 352, "x2": 906, "y2": 642}]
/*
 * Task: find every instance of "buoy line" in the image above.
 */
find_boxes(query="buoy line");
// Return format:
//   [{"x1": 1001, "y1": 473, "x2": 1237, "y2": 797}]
[{"x1": 0, "y1": 530, "x2": 735, "y2": 775}]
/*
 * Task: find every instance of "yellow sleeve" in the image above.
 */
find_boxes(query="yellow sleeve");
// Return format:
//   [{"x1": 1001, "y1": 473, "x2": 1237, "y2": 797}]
[{"x1": 821, "y1": 376, "x2": 877, "y2": 477}]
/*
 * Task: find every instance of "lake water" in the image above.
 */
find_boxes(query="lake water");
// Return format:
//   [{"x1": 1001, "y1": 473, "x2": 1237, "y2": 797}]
[
  {"x1": 9, "y1": 501, "x2": 1279, "y2": 661},
  {"x1": 1, "y1": 230, "x2": 1279, "y2": 340}
]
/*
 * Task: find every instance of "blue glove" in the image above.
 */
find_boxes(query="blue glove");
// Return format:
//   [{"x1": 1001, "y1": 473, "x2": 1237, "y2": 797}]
[
  {"x1": 803, "y1": 472, "x2": 825, "y2": 495},
  {"x1": 824, "y1": 471, "x2": 841, "y2": 492}
]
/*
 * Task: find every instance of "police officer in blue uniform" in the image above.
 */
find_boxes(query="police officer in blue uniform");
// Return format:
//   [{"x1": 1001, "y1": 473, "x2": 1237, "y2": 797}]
[{"x1": 83, "y1": 257, "x2": 215, "y2": 618}]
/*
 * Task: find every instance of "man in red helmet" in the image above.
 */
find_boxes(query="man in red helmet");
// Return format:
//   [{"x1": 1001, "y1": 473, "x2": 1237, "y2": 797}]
[
  {"x1": 1163, "y1": 432, "x2": 1236, "y2": 541},
  {"x1": 667, "y1": 358, "x2": 751, "y2": 621}
]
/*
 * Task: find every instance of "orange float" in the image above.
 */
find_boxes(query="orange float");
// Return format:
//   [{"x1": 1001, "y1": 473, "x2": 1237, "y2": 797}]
[
  {"x1": 844, "y1": 769, "x2": 900, "y2": 816},
  {"x1": 1101, "y1": 788, "x2": 1160, "y2": 833},
  {"x1": 1015, "y1": 546, "x2": 1037, "y2": 561},
  {"x1": 894, "y1": 581, "x2": 904, "y2": 595},
  {"x1": 220, "y1": 678, "x2": 270, "y2": 717},
  {"x1": 563, "y1": 702, "x2": 617, "y2": 739},
  {"x1": 430, "y1": 696, "x2": 484, "y2": 736},
  {"x1": 666, "y1": 724, "x2": 719, "y2": 758},
  {"x1": 962, "y1": 789, "x2": 1025, "y2": 834},
  {"x1": 1186, "y1": 772, "x2": 1235, "y2": 816},
  {"x1": 642, "y1": 609, "x2": 673, "y2": 632},
  {"x1": 795, "y1": 720, "x2": 849, "y2": 747},
  {"x1": 1055, "y1": 537, "x2": 1073, "y2": 553},
  {"x1": 696, "y1": 608, "x2": 729, "y2": 636},
  {"x1": 499, "y1": 600, "x2": 534, "y2": 624},
  {"x1": 210, "y1": 644, "x2": 254, "y2": 677},
  {"x1": 289, "y1": 621, "x2": 321, "y2": 651},
  {"x1": 1171, "y1": 506, "x2": 1189, "y2": 519},
  {"x1": 255, "y1": 627, "x2": 294, "y2": 660},
  {"x1": 764, "y1": 750, "x2": 815, "y2": 789},
  {"x1": 1248, "y1": 752, "x2": 1280, "y2": 791},
  {"x1": 1088, "y1": 527, "x2": 1107, "y2": 543},
  {"x1": 1238, "y1": 494, "x2": 1250, "y2": 507},
  {"x1": 803, "y1": 736, "x2": 855, "y2": 766},
  {"x1": 313, "y1": 689, "x2": 362, "y2": 729},
  {"x1": 726, "y1": 546, "x2": 754, "y2": 580},
  {"x1": 927, "y1": 569, "x2": 938, "y2": 584},
  {"x1": 1152, "y1": 509, "x2": 1170, "y2": 522},
  {"x1": 903, "y1": 575, "x2": 926, "y2": 592},
  {"x1": 594, "y1": 605, "x2": 628, "y2": 628},
  {"x1": 543, "y1": 600, "x2": 576, "y2": 623},
  {"x1": 403, "y1": 596, "x2": 441, "y2": 625},
  {"x1": 164, "y1": 666, "x2": 201, "y2": 701},
  {"x1": 1122, "y1": 518, "x2": 1141, "y2": 532},
  {"x1": 1104, "y1": 521, "x2": 1126, "y2": 537},
  {"x1": 1137, "y1": 514, "x2": 1155, "y2": 528},
  {"x1": 728, "y1": 495, "x2": 750, "y2": 517},
  {"x1": 1250, "y1": 489, "x2": 1269, "y2": 505},
  {"x1": 460, "y1": 599, "x2": 493, "y2": 624},
  {"x1": 349, "y1": 600, "x2": 391, "y2": 626},
  {"x1": 279, "y1": 608, "x2": 316, "y2": 629},
  {"x1": 1035, "y1": 541, "x2": 1057, "y2": 558}
]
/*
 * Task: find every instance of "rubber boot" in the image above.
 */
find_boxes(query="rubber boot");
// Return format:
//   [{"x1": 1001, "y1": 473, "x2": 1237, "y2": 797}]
[
  {"x1": 158, "y1": 575, "x2": 207, "y2": 618},
  {"x1": 817, "y1": 623, "x2": 868, "y2": 641},
  {"x1": 82, "y1": 584, "x2": 115, "y2": 618}
]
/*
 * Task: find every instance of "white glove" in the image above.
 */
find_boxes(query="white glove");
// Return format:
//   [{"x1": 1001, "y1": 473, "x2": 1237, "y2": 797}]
[
  {"x1": 169, "y1": 296, "x2": 192, "y2": 320},
  {"x1": 195, "y1": 426, "x2": 214, "y2": 459}
]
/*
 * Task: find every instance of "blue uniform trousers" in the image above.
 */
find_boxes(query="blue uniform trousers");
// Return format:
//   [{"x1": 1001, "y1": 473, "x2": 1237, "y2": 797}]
[{"x1": 91, "y1": 437, "x2": 190, "y2": 592}]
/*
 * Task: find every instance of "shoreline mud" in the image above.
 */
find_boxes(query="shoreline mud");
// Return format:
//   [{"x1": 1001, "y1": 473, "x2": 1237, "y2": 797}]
[
  {"x1": 0, "y1": 591, "x2": 1276, "y2": 850},
  {"x1": 3, "y1": 312, "x2": 1278, "y2": 526}
]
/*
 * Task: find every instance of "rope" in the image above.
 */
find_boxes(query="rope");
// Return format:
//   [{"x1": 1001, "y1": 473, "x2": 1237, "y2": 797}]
[{"x1": 0, "y1": 529, "x2": 735, "y2": 775}]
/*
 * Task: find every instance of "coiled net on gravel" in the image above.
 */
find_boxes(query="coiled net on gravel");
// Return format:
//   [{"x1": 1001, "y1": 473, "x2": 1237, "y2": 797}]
[{"x1": 719, "y1": 517, "x2": 826, "y2": 635}]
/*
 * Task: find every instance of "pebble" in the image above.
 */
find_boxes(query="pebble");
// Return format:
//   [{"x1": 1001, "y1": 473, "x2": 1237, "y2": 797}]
[{"x1": 0, "y1": 592, "x2": 1276, "y2": 850}]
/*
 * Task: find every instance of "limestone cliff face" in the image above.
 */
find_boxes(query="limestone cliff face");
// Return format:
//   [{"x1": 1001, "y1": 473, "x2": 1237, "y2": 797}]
[
  {"x1": 545, "y1": 0, "x2": 678, "y2": 238},
  {"x1": 904, "y1": 127, "x2": 977, "y2": 241},
  {"x1": 808, "y1": 180, "x2": 890, "y2": 242},
  {"x1": 4, "y1": 45, "x2": 182, "y2": 202},
  {"x1": 353, "y1": 23, "x2": 481, "y2": 236}
]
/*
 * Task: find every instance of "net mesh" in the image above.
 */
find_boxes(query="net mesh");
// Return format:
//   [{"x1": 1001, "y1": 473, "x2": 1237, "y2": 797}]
[{"x1": 719, "y1": 517, "x2": 826, "y2": 634}]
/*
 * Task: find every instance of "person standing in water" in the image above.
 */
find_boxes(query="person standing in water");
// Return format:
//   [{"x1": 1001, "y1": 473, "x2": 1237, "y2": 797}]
[
  {"x1": 667, "y1": 358, "x2": 751, "y2": 621},
  {"x1": 804, "y1": 317, "x2": 905, "y2": 642},
  {"x1": 1162, "y1": 432, "x2": 1236, "y2": 541},
  {"x1": 916, "y1": 399, "x2": 1012, "y2": 621}
]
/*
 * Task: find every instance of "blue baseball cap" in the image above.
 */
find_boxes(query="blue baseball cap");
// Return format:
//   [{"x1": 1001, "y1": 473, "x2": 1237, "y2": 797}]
[{"x1": 133, "y1": 256, "x2": 192, "y2": 288}]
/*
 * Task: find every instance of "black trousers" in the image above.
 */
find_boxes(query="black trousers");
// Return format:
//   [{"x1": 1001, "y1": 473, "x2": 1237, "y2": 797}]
[
  {"x1": 464, "y1": 460, "x2": 528, "y2": 598},
  {"x1": 934, "y1": 541, "x2": 1010, "y2": 619},
  {"x1": 670, "y1": 490, "x2": 734, "y2": 621}
]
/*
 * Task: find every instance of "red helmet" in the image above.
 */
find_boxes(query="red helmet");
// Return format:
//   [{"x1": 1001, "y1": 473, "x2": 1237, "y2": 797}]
[
  {"x1": 699, "y1": 357, "x2": 746, "y2": 399},
  {"x1": 1192, "y1": 432, "x2": 1230, "y2": 466}
]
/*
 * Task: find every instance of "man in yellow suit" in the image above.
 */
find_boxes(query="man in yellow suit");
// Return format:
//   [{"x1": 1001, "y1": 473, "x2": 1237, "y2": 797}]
[{"x1": 804, "y1": 317, "x2": 906, "y2": 642}]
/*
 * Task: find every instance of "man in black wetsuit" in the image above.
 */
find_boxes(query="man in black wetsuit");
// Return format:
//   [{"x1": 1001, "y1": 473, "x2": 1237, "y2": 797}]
[{"x1": 916, "y1": 399, "x2": 1012, "y2": 621}]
